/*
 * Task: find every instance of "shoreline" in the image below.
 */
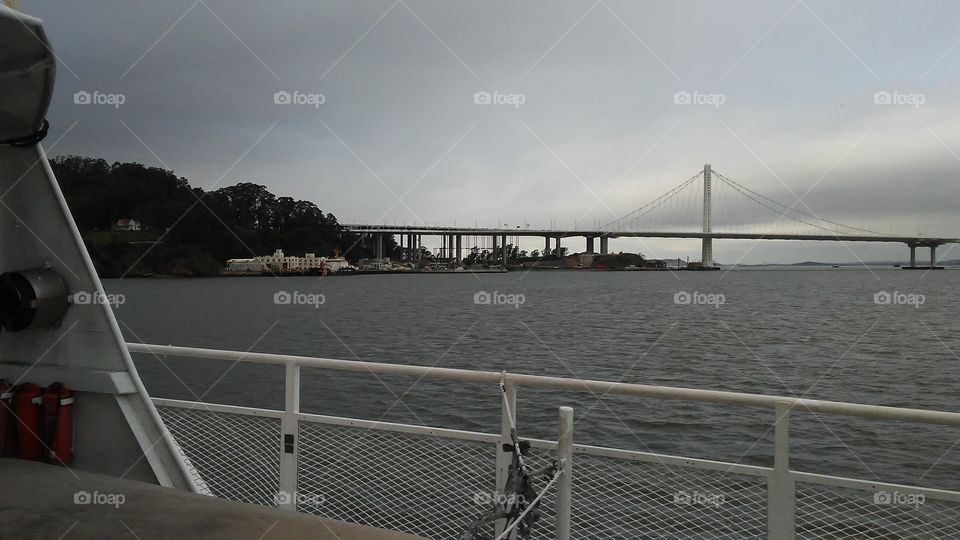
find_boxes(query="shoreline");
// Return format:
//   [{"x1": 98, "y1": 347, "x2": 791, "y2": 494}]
[{"x1": 109, "y1": 264, "x2": 953, "y2": 279}]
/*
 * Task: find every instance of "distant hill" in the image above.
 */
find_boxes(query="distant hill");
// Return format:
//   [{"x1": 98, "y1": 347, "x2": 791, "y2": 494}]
[
  {"x1": 734, "y1": 260, "x2": 960, "y2": 267},
  {"x1": 51, "y1": 156, "x2": 393, "y2": 277}
]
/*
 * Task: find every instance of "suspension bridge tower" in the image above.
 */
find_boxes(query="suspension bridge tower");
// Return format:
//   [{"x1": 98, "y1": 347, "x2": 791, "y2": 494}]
[{"x1": 701, "y1": 163, "x2": 713, "y2": 267}]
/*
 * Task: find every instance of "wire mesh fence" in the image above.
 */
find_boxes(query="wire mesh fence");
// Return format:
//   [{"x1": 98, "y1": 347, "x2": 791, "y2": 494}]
[
  {"x1": 154, "y1": 400, "x2": 960, "y2": 540},
  {"x1": 156, "y1": 405, "x2": 280, "y2": 506},
  {"x1": 144, "y1": 351, "x2": 960, "y2": 540},
  {"x1": 296, "y1": 422, "x2": 498, "y2": 539},
  {"x1": 568, "y1": 452, "x2": 767, "y2": 539},
  {"x1": 795, "y1": 481, "x2": 960, "y2": 539}
]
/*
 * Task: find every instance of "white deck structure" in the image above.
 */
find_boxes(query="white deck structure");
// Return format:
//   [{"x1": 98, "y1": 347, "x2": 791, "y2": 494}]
[{"x1": 0, "y1": 3, "x2": 195, "y2": 489}]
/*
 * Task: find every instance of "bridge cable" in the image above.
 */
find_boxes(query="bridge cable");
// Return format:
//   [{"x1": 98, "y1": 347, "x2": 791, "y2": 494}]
[
  {"x1": 713, "y1": 175, "x2": 847, "y2": 235},
  {"x1": 711, "y1": 170, "x2": 885, "y2": 236},
  {"x1": 607, "y1": 171, "x2": 701, "y2": 230},
  {"x1": 600, "y1": 170, "x2": 703, "y2": 231}
]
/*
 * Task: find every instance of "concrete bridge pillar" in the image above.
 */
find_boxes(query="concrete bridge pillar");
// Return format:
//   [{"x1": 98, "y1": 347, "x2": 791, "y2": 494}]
[
  {"x1": 909, "y1": 243, "x2": 917, "y2": 268},
  {"x1": 492, "y1": 235, "x2": 499, "y2": 261},
  {"x1": 544, "y1": 236, "x2": 551, "y2": 256},
  {"x1": 376, "y1": 233, "x2": 383, "y2": 260},
  {"x1": 931, "y1": 245, "x2": 937, "y2": 268},
  {"x1": 600, "y1": 236, "x2": 609, "y2": 255},
  {"x1": 555, "y1": 236, "x2": 562, "y2": 257},
  {"x1": 586, "y1": 236, "x2": 595, "y2": 253},
  {"x1": 501, "y1": 235, "x2": 508, "y2": 264},
  {"x1": 456, "y1": 235, "x2": 462, "y2": 264}
]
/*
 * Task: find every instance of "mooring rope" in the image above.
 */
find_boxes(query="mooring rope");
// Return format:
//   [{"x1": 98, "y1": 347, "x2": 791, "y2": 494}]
[
  {"x1": 499, "y1": 373, "x2": 516, "y2": 431},
  {"x1": 493, "y1": 467, "x2": 564, "y2": 540}
]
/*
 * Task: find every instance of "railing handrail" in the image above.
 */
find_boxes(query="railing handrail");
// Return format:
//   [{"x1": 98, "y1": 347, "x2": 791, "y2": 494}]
[{"x1": 128, "y1": 342, "x2": 960, "y2": 427}]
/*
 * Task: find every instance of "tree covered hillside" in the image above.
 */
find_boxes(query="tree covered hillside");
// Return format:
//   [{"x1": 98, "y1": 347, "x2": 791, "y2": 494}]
[{"x1": 51, "y1": 156, "x2": 394, "y2": 277}]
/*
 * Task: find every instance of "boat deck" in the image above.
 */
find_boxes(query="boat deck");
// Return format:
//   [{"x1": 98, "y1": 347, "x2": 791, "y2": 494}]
[{"x1": 0, "y1": 458, "x2": 422, "y2": 540}]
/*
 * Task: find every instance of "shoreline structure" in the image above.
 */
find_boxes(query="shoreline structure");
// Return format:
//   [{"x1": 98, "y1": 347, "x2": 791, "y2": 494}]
[{"x1": 222, "y1": 248, "x2": 708, "y2": 276}]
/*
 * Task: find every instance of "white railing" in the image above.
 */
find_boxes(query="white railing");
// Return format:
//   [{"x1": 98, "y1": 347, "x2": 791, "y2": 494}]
[{"x1": 128, "y1": 343, "x2": 960, "y2": 540}]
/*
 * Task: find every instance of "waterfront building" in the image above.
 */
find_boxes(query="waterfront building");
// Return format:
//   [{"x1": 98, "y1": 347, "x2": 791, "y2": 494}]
[{"x1": 224, "y1": 249, "x2": 354, "y2": 275}]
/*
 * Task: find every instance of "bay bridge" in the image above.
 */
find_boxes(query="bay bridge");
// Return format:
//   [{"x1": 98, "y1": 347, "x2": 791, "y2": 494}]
[{"x1": 346, "y1": 165, "x2": 957, "y2": 269}]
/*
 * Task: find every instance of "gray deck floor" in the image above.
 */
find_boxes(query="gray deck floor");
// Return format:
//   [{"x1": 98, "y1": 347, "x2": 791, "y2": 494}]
[{"x1": 0, "y1": 458, "x2": 422, "y2": 539}]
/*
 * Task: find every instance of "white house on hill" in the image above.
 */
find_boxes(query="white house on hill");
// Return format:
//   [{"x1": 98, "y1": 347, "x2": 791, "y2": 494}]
[{"x1": 111, "y1": 218, "x2": 142, "y2": 231}]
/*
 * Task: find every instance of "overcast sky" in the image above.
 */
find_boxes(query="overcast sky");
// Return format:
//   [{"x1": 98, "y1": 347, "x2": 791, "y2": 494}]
[{"x1": 25, "y1": 0, "x2": 960, "y2": 263}]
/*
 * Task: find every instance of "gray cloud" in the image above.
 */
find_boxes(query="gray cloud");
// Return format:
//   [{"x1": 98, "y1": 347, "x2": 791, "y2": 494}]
[{"x1": 25, "y1": 0, "x2": 960, "y2": 263}]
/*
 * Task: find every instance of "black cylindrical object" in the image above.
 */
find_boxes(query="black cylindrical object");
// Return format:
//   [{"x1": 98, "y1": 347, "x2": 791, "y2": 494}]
[{"x1": 0, "y1": 268, "x2": 68, "y2": 331}]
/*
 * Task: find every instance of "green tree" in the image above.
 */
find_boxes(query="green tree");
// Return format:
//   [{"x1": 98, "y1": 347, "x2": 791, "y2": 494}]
[{"x1": 50, "y1": 155, "x2": 384, "y2": 277}]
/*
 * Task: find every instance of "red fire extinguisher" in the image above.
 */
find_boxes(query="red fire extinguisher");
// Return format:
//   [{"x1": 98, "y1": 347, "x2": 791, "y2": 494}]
[
  {"x1": 43, "y1": 382, "x2": 74, "y2": 464},
  {"x1": 0, "y1": 379, "x2": 15, "y2": 456},
  {"x1": 13, "y1": 383, "x2": 43, "y2": 461}
]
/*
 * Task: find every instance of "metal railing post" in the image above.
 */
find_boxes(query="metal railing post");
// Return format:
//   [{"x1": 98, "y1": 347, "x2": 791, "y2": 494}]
[
  {"x1": 495, "y1": 379, "x2": 517, "y2": 537},
  {"x1": 557, "y1": 406, "x2": 573, "y2": 540},
  {"x1": 768, "y1": 401, "x2": 795, "y2": 539},
  {"x1": 278, "y1": 360, "x2": 301, "y2": 511}
]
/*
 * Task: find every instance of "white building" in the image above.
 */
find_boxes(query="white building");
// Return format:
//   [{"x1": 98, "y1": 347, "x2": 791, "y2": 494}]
[
  {"x1": 223, "y1": 258, "x2": 265, "y2": 274},
  {"x1": 111, "y1": 218, "x2": 142, "y2": 231},
  {"x1": 225, "y1": 249, "x2": 354, "y2": 275}
]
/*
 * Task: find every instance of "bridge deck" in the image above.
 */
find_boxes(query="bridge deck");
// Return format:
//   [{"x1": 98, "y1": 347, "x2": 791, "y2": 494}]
[{"x1": 343, "y1": 225, "x2": 957, "y2": 245}]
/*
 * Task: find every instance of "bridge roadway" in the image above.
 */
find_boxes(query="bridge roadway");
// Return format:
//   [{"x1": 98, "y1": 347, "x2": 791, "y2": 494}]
[
  {"x1": 344, "y1": 224, "x2": 957, "y2": 268},
  {"x1": 344, "y1": 225, "x2": 957, "y2": 245}
]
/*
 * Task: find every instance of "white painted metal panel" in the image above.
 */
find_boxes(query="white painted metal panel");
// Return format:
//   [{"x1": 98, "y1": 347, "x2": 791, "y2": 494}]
[{"x1": 0, "y1": 4, "x2": 195, "y2": 490}]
